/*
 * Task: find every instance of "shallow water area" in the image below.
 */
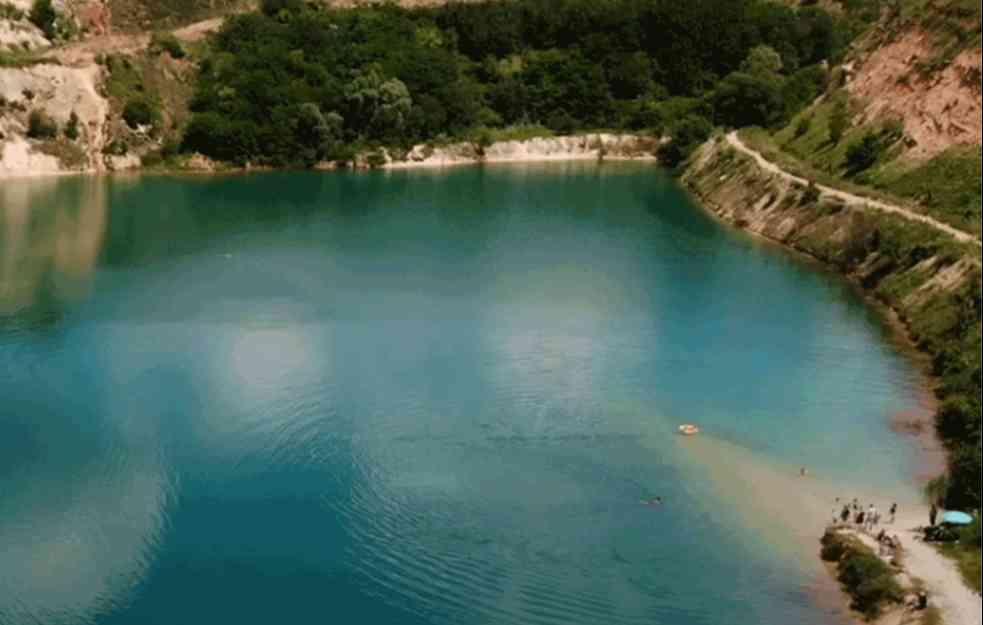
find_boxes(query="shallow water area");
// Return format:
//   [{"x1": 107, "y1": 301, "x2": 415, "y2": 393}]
[{"x1": 0, "y1": 162, "x2": 928, "y2": 625}]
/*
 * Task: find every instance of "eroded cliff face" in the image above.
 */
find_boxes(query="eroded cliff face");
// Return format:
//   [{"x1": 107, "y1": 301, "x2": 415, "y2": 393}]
[
  {"x1": 0, "y1": 63, "x2": 108, "y2": 176},
  {"x1": 682, "y1": 136, "x2": 978, "y2": 316},
  {"x1": 846, "y1": 28, "x2": 981, "y2": 160},
  {"x1": 1, "y1": 1, "x2": 115, "y2": 176},
  {"x1": 377, "y1": 134, "x2": 661, "y2": 169}
]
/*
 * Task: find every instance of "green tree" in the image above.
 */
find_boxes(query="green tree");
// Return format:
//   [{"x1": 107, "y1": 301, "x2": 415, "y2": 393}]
[
  {"x1": 29, "y1": 0, "x2": 57, "y2": 39},
  {"x1": 782, "y1": 64, "x2": 827, "y2": 118},
  {"x1": 712, "y1": 71, "x2": 784, "y2": 128},
  {"x1": 740, "y1": 44, "x2": 783, "y2": 79},
  {"x1": 945, "y1": 443, "x2": 982, "y2": 510},
  {"x1": 123, "y1": 98, "x2": 160, "y2": 129},
  {"x1": 295, "y1": 103, "x2": 344, "y2": 165},
  {"x1": 345, "y1": 69, "x2": 413, "y2": 141},
  {"x1": 658, "y1": 114, "x2": 713, "y2": 168}
]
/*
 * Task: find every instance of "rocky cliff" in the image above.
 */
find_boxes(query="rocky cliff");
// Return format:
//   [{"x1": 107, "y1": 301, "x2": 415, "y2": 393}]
[
  {"x1": 374, "y1": 134, "x2": 660, "y2": 169},
  {"x1": 844, "y1": 6, "x2": 982, "y2": 160}
]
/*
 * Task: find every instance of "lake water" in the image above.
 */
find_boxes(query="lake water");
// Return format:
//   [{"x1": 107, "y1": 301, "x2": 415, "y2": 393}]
[{"x1": 0, "y1": 163, "x2": 926, "y2": 625}]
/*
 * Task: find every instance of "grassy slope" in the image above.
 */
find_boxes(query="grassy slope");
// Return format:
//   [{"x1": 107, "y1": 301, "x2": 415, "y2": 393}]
[
  {"x1": 765, "y1": 95, "x2": 982, "y2": 238},
  {"x1": 938, "y1": 543, "x2": 983, "y2": 593}
]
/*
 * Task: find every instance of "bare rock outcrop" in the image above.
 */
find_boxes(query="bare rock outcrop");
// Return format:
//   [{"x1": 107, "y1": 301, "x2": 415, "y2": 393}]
[
  {"x1": 384, "y1": 134, "x2": 660, "y2": 169},
  {"x1": 847, "y1": 29, "x2": 982, "y2": 159},
  {"x1": 0, "y1": 62, "x2": 109, "y2": 175}
]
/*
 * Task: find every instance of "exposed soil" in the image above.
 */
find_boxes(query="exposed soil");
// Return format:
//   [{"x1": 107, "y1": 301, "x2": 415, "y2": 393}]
[{"x1": 847, "y1": 29, "x2": 982, "y2": 160}]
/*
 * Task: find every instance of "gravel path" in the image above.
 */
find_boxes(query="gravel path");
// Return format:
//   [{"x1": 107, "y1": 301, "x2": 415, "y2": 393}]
[{"x1": 725, "y1": 132, "x2": 982, "y2": 248}]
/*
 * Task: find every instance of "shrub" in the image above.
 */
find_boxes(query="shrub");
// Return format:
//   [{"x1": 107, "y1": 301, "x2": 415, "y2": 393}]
[
  {"x1": 29, "y1": 0, "x2": 57, "y2": 39},
  {"x1": 820, "y1": 530, "x2": 848, "y2": 561},
  {"x1": 936, "y1": 396, "x2": 977, "y2": 442},
  {"x1": 845, "y1": 132, "x2": 884, "y2": 175},
  {"x1": 821, "y1": 530, "x2": 904, "y2": 619},
  {"x1": 122, "y1": 98, "x2": 159, "y2": 129},
  {"x1": 151, "y1": 32, "x2": 186, "y2": 59},
  {"x1": 27, "y1": 109, "x2": 58, "y2": 139},
  {"x1": 658, "y1": 114, "x2": 713, "y2": 169},
  {"x1": 711, "y1": 71, "x2": 784, "y2": 128},
  {"x1": 64, "y1": 111, "x2": 79, "y2": 140}
]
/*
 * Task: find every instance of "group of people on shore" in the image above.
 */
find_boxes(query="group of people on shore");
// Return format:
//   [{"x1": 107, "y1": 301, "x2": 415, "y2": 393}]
[
  {"x1": 831, "y1": 498, "x2": 903, "y2": 557},
  {"x1": 832, "y1": 498, "x2": 898, "y2": 532}
]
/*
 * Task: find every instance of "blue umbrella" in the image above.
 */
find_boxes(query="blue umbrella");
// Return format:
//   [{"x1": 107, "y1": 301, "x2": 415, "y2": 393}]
[{"x1": 940, "y1": 511, "x2": 974, "y2": 525}]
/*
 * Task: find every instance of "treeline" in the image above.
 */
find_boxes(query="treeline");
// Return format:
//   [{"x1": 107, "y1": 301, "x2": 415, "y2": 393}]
[
  {"x1": 926, "y1": 274, "x2": 982, "y2": 512},
  {"x1": 182, "y1": 0, "x2": 857, "y2": 167}
]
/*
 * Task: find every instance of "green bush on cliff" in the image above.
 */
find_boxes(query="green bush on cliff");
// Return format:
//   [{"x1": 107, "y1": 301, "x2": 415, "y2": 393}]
[
  {"x1": 150, "y1": 32, "x2": 186, "y2": 59},
  {"x1": 27, "y1": 109, "x2": 58, "y2": 139},
  {"x1": 29, "y1": 0, "x2": 57, "y2": 39},
  {"x1": 845, "y1": 132, "x2": 886, "y2": 175},
  {"x1": 123, "y1": 98, "x2": 161, "y2": 129},
  {"x1": 63, "y1": 111, "x2": 79, "y2": 140}
]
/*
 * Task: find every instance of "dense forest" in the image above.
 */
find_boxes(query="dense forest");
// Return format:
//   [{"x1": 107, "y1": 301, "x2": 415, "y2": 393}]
[{"x1": 182, "y1": 0, "x2": 854, "y2": 167}]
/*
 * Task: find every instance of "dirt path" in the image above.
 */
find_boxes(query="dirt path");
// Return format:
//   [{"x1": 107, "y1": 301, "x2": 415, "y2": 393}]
[
  {"x1": 171, "y1": 17, "x2": 228, "y2": 42},
  {"x1": 52, "y1": 32, "x2": 149, "y2": 66},
  {"x1": 725, "y1": 132, "x2": 982, "y2": 248},
  {"x1": 50, "y1": 14, "x2": 230, "y2": 67},
  {"x1": 890, "y1": 510, "x2": 982, "y2": 625},
  {"x1": 846, "y1": 510, "x2": 982, "y2": 625}
]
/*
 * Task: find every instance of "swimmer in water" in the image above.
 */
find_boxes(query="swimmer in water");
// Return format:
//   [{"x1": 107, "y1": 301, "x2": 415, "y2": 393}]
[{"x1": 640, "y1": 497, "x2": 663, "y2": 506}]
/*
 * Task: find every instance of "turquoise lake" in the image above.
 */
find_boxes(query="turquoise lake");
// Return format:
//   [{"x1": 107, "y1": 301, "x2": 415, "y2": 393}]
[{"x1": 0, "y1": 162, "x2": 927, "y2": 625}]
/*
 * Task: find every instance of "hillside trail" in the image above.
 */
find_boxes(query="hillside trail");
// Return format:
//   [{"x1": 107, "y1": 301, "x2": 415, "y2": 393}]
[
  {"x1": 725, "y1": 132, "x2": 982, "y2": 248},
  {"x1": 50, "y1": 14, "x2": 231, "y2": 67}
]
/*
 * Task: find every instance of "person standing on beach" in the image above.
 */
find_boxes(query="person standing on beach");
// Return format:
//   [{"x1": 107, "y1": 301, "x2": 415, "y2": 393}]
[
  {"x1": 889, "y1": 503, "x2": 897, "y2": 523},
  {"x1": 929, "y1": 504, "x2": 938, "y2": 526},
  {"x1": 841, "y1": 504, "x2": 851, "y2": 523}
]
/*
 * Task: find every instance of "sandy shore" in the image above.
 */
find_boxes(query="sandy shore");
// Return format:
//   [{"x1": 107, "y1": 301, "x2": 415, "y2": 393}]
[{"x1": 675, "y1": 433, "x2": 979, "y2": 625}]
